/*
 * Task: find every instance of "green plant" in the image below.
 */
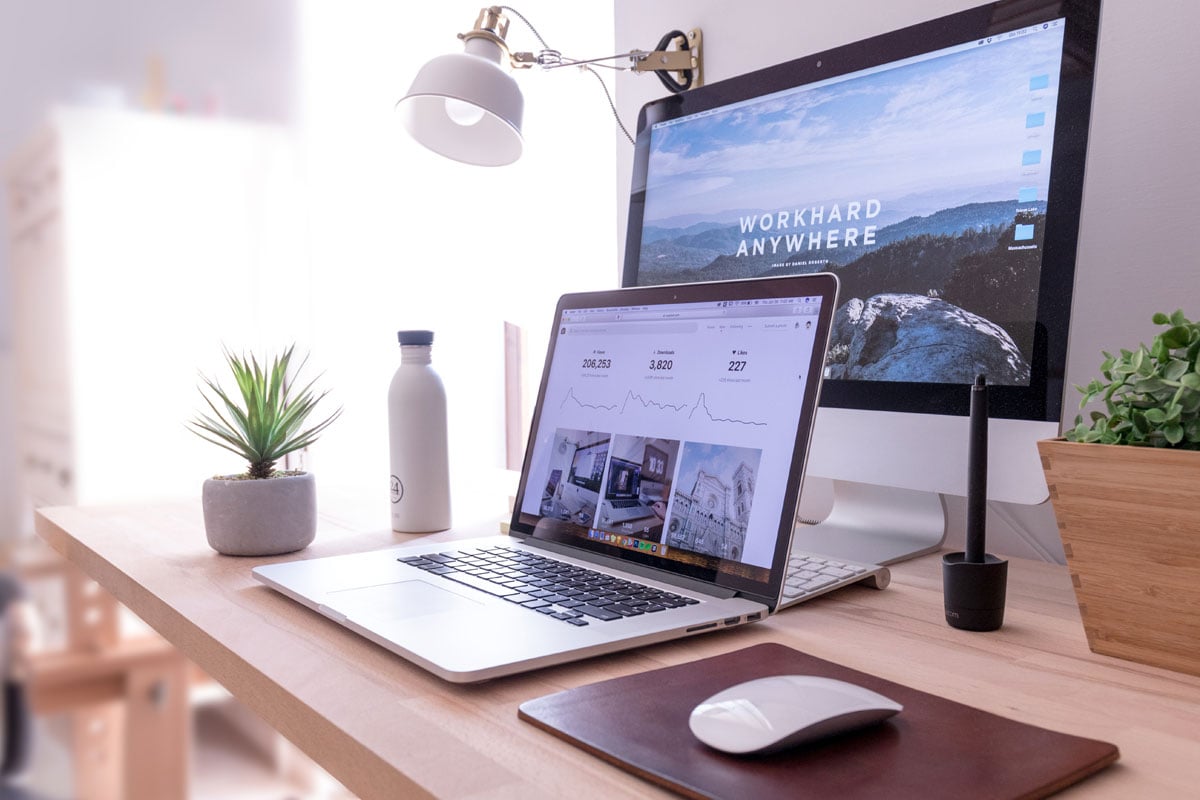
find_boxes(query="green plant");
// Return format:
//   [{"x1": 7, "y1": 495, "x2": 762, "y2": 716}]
[
  {"x1": 1066, "y1": 310, "x2": 1200, "y2": 448},
  {"x1": 188, "y1": 345, "x2": 342, "y2": 478}
]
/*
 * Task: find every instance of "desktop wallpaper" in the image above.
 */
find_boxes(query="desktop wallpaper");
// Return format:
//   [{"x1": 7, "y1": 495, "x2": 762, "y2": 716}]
[{"x1": 636, "y1": 25, "x2": 1066, "y2": 386}]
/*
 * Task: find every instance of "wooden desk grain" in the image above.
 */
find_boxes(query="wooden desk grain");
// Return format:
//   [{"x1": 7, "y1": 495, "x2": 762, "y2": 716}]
[{"x1": 35, "y1": 498, "x2": 1200, "y2": 799}]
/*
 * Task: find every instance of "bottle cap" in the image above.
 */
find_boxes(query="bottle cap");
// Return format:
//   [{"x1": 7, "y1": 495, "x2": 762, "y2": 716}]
[{"x1": 397, "y1": 330, "x2": 434, "y2": 346}]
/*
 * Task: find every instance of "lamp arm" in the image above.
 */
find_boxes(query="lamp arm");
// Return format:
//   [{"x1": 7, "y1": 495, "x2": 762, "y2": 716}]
[
  {"x1": 510, "y1": 47, "x2": 694, "y2": 73},
  {"x1": 487, "y1": 5, "x2": 702, "y2": 90}
]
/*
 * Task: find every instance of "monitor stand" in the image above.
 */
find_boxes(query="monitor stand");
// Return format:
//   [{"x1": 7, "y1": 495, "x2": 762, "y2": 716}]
[{"x1": 790, "y1": 478, "x2": 947, "y2": 566}]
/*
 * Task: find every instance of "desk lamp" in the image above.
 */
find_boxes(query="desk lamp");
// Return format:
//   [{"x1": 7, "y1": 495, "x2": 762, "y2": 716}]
[{"x1": 396, "y1": 5, "x2": 703, "y2": 166}]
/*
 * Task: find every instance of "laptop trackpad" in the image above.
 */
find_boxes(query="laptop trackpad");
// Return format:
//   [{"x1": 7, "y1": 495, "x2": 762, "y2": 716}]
[{"x1": 327, "y1": 579, "x2": 483, "y2": 621}]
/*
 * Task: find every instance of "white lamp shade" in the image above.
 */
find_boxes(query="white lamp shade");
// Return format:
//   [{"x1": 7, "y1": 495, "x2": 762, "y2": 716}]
[{"x1": 397, "y1": 39, "x2": 525, "y2": 167}]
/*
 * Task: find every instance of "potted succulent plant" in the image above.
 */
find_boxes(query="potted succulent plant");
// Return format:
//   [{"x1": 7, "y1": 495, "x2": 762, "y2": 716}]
[
  {"x1": 1038, "y1": 310, "x2": 1200, "y2": 676},
  {"x1": 188, "y1": 345, "x2": 341, "y2": 556}
]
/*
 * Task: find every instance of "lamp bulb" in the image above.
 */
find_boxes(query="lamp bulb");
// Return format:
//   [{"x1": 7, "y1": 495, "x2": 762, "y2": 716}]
[{"x1": 444, "y1": 97, "x2": 486, "y2": 127}]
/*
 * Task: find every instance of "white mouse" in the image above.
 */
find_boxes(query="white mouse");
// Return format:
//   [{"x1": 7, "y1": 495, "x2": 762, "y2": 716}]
[{"x1": 688, "y1": 674, "x2": 902, "y2": 755}]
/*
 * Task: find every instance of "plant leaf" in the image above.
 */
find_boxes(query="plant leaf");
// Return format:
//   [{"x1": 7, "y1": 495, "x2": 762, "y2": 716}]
[
  {"x1": 1161, "y1": 325, "x2": 1192, "y2": 350},
  {"x1": 187, "y1": 344, "x2": 341, "y2": 473},
  {"x1": 1164, "y1": 423, "x2": 1184, "y2": 445}
]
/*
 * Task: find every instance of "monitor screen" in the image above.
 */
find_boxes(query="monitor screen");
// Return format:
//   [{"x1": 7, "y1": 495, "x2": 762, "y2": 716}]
[
  {"x1": 623, "y1": 0, "x2": 1099, "y2": 424},
  {"x1": 569, "y1": 440, "x2": 609, "y2": 492},
  {"x1": 606, "y1": 457, "x2": 641, "y2": 501}
]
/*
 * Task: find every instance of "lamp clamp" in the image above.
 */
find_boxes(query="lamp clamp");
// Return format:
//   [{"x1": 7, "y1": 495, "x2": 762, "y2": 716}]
[{"x1": 631, "y1": 28, "x2": 702, "y2": 89}]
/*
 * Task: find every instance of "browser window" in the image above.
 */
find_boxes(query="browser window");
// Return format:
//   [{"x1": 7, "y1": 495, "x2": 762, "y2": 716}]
[{"x1": 518, "y1": 294, "x2": 824, "y2": 578}]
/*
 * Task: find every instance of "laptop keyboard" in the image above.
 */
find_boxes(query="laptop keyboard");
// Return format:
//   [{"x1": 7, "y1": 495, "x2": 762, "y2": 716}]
[
  {"x1": 400, "y1": 544, "x2": 884, "y2": 622},
  {"x1": 398, "y1": 544, "x2": 699, "y2": 626}
]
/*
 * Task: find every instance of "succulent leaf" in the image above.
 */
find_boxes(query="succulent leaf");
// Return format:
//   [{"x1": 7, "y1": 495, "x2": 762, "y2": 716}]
[{"x1": 187, "y1": 346, "x2": 342, "y2": 478}]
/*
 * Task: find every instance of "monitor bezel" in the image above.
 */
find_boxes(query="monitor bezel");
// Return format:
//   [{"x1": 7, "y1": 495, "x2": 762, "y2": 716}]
[{"x1": 620, "y1": 0, "x2": 1100, "y2": 423}]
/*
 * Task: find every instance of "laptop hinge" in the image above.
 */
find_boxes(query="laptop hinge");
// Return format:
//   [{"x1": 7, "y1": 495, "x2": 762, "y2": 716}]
[{"x1": 517, "y1": 536, "x2": 738, "y2": 600}]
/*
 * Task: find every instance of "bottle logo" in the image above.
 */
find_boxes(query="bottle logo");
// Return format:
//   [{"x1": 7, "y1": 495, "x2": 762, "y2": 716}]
[{"x1": 390, "y1": 476, "x2": 404, "y2": 504}]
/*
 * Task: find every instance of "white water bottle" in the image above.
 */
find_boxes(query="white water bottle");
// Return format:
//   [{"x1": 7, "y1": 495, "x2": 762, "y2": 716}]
[{"x1": 388, "y1": 330, "x2": 451, "y2": 532}]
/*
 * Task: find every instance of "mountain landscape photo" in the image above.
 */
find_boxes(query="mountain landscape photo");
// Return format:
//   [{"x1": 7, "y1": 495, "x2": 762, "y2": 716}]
[
  {"x1": 636, "y1": 200, "x2": 1047, "y2": 382},
  {"x1": 630, "y1": 24, "x2": 1069, "y2": 386}
]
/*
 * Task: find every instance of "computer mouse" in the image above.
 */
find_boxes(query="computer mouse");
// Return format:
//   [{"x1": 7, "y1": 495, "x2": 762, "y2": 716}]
[{"x1": 688, "y1": 674, "x2": 902, "y2": 755}]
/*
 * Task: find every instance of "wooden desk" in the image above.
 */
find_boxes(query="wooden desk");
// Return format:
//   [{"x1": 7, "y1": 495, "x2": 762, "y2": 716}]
[{"x1": 34, "y1": 498, "x2": 1200, "y2": 799}]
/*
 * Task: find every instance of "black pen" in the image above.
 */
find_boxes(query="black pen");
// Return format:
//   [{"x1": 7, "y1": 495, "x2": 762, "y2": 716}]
[{"x1": 966, "y1": 374, "x2": 987, "y2": 564}]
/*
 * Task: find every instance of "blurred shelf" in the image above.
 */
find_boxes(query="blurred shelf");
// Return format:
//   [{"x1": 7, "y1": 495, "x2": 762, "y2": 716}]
[{"x1": 192, "y1": 702, "x2": 355, "y2": 800}]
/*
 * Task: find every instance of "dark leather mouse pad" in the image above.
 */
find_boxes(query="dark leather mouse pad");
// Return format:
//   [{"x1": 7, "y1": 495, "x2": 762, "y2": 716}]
[{"x1": 518, "y1": 643, "x2": 1118, "y2": 799}]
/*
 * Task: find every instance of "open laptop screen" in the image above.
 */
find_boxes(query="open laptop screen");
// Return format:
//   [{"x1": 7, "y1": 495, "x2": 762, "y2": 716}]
[{"x1": 510, "y1": 275, "x2": 837, "y2": 603}]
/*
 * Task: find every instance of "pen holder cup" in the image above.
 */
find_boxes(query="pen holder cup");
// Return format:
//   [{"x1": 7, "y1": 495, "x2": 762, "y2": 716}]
[{"x1": 942, "y1": 552, "x2": 1008, "y2": 631}]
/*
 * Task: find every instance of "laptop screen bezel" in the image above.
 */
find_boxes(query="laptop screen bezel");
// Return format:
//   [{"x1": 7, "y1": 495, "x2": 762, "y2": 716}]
[{"x1": 507, "y1": 274, "x2": 839, "y2": 608}]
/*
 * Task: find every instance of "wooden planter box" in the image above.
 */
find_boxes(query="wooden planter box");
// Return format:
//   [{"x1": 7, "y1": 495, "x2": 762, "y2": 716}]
[{"x1": 1038, "y1": 438, "x2": 1200, "y2": 677}]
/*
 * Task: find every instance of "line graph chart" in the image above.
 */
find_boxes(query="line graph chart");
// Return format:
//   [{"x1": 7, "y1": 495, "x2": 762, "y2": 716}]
[{"x1": 560, "y1": 387, "x2": 766, "y2": 427}]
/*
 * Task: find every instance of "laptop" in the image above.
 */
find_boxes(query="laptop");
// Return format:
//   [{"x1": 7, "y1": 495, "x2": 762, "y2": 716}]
[{"x1": 254, "y1": 274, "x2": 888, "y2": 683}]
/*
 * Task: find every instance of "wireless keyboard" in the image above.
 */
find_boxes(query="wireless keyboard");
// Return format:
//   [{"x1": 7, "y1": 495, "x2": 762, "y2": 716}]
[{"x1": 779, "y1": 551, "x2": 890, "y2": 607}]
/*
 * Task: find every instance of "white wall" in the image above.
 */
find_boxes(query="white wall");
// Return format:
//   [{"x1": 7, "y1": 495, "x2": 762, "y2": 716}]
[
  {"x1": 296, "y1": 1, "x2": 618, "y2": 524},
  {"x1": 613, "y1": 0, "x2": 1200, "y2": 562},
  {"x1": 0, "y1": 1, "x2": 619, "y2": 537},
  {"x1": 0, "y1": 0, "x2": 298, "y2": 341},
  {"x1": 0, "y1": 1, "x2": 298, "y2": 538}
]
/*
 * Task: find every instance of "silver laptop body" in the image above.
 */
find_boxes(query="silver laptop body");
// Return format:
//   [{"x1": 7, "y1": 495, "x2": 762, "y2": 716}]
[{"x1": 255, "y1": 274, "x2": 852, "y2": 682}]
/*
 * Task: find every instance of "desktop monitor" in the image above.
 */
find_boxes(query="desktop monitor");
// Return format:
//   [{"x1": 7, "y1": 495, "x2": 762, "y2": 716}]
[
  {"x1": 621, "y1": 0, "x2": 1100, "y2": 564},
  {"x1": 606, "y1": 457, "x2": 642, "y2": 501},
  {"x1": 569, "y1": 439, "x2": 608, "y2": 493}
]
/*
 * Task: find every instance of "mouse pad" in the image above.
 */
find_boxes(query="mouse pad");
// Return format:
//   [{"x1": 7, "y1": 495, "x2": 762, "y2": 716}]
[{"x1": 517, "y1": 642, "x2": 1118, "y2": 800}]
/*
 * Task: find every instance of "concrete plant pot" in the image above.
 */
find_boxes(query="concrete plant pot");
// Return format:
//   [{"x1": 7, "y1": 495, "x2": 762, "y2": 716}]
[{"x1": 201, "y1": 471, "x2": 317, "y2": 556}]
